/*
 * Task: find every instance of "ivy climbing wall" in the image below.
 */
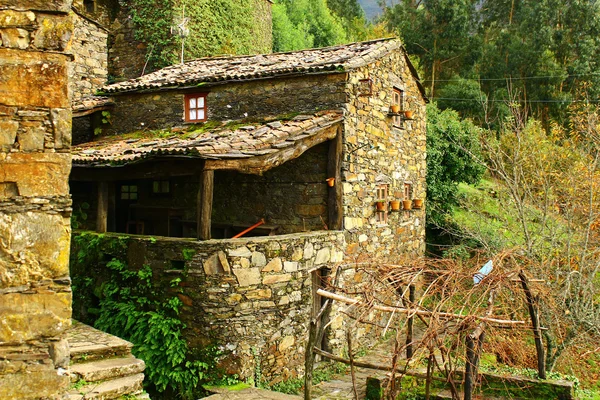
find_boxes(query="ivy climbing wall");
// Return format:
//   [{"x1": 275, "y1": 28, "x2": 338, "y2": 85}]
[{"x1": 109, "y1": 0, "x2": 273, "y2": 80}]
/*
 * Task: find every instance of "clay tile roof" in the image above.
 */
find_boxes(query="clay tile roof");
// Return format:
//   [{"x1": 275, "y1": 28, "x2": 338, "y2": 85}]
[
  {"x1": 72, "y1": 96, "x2": 114, "y2": 117},
  {"x1": 101, "y1": 38, "x2": 403, "y2": 94},
  {"x1": 72, "y1": 110, "x2": 343, "y2": 168}
]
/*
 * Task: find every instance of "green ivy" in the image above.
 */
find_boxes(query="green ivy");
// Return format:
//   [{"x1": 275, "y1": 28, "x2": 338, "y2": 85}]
[
  {"x1": 70, "y1": 233, "x2": 212, "y2": 399},
  {"x1": 128, "y1": 0, "x2": 271, "y2": 72}
]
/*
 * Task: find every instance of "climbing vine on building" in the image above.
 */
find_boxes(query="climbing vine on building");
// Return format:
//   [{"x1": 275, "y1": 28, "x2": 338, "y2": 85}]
[
  {"x1": 129, "y1": 0, "x2": 271, "y2": 72},
  {"x1": 71, "y1": 233, "x2": 213, "y2": 399}
]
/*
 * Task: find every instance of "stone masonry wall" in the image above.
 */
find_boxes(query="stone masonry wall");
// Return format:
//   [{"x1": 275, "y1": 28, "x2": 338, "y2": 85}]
[
  {"x1": 341, "y1": 52, "x2": 427, "y2": 263},
  {"x1": 72, "y1": 230, "x2": 346, "y2": 382},
  {"x1": 213, "y1": 142, "x2": 330, "y2": 234},
  {"x1": 70, "y1": 10, "x2": 108, "y2": 101},
  {"x1": 107, "y1": 3, "x2": 146, "y2": 81},
  {"x1": 104, "y1": 73, "x2": 347, "y2": 135},
  {"x1": 0, "y1": 1, "x2": 73, "y2": 398}
]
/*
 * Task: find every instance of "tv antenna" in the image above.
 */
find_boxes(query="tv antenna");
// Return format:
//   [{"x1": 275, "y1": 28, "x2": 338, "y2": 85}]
[{"x1": 171, "y1": 5, "x2": 190, "y2": 64}]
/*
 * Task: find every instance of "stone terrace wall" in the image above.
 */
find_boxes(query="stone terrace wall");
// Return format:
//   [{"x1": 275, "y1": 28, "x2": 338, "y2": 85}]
[
  {"x1": 342, "y1": 51, "x2": 427, "y2": 263},
  {"x1": 104, "y1": 73, "x2": 347, "y2": 135},
  {"x1": 0, "y1": 1, "x2": 73, "y2": 398},
  {"x1": 70, "y1": 10, "x2": 108, "y2": 101},
  {"x1": 72, "y1": 230, "x2": 345, "y2": 381}
]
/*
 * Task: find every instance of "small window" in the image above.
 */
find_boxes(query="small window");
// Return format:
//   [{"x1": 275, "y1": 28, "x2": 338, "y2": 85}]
[
  {"x1": 185, "y1": 93, "x2": 207, "y2": 122},
  {"x1": 393, "y1": 88, "x2": 404, "y2": 126},
  {"x1": 152, "y1": 180, "x2": 170, "y2": 194},
  {"x1": 376, "y1": 184, "x2": 389, "y2": 224},
  {"x1": 404, "y1": 183, "x2": 412, "y2": 200},
  {"x1": 120, "y1": 185, "x2": 138, "y2": 200}
]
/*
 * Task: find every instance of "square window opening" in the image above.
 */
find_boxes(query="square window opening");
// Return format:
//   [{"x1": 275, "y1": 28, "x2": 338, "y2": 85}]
[
  {"x1": 185, "y1": 93, "x2": 207, "y2": 123},
  {"x1": 393, "y1": 88, "x2": 404, "y2": 126}
]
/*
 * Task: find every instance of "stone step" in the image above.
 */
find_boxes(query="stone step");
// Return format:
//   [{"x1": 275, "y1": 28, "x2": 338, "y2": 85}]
[
  {"x1": 68, "y1": 372, "x2": 144, "y2": 400},
  {"x1": 68, "y1": 321, "x2": 134, "y2": 364},
  {"x1": 70, "y1": 356, "x2": 145, "y2": 383}
]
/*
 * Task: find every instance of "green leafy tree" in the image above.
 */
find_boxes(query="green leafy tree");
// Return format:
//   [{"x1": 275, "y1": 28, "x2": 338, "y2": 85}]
[
  {"x1": 383, "y1": 0, "x2": 480, "y2": 97},
  {"x1": 426, "y1": 103, "x2": 485, "y2": 227},
  {"x1": 272, "y1": 0, "x2": 348, "y2": 51}
]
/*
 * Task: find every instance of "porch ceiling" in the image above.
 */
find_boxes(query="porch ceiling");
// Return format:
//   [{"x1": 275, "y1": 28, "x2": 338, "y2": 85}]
[{"x1": 72, "y1": 110, "x2": 343, "y2": 174}]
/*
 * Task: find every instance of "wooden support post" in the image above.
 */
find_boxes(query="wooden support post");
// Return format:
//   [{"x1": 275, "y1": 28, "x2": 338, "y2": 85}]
[
  {"x1": 304, "y1": 317, "x2": 318, "y2": 400},
  {"x1": 425, "y1": 353, "x2": 434, "y2": 400},
  {"x1": 327, "y1": 127, "x2": 343, "y2": 230},
  {"x1": 107, "y1": 183, "x2": 116, "y2": 232},
  {"x1": 197, "y1": 169, "x2": 214, "y2": 240},
  {"x1": 519, "y1": 270, "x2": 546, "y2": 379},
  {"x1": 96, "y1": 181, "x2": 108, "y2": 233},
  {"x1": 406, "y1": 285, "x2": 415, "y2": 359},
  {"x1": 464, "y1": 335, "x2": 476, "y2": 400}
]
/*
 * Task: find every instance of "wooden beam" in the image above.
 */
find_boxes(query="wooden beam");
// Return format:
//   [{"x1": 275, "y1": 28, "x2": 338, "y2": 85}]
[
  {"x1": 197, "y1": 169, "x2": 214, "y2": 240},
  {"x1": 70, "y1": 159, "x2": 204, "y2": 182},
  {"x1": 204, "y1": 124, "x2": 340, "y2": 175},
  {"x1": 312, "y1": 347, "x2": 460, "y2": 384},
  {"x1": 327, "y1": 126, "x2": 343, "y2": 230},
  {"x1": 316, "y1": 289, "x2": 526, "y2": 326},
  {"x1": 96, "y1": 181, "x2": 108, "y2": 233}
]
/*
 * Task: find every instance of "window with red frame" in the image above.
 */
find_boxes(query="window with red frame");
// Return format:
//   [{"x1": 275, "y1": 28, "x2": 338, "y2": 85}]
[{"x1": 185, "y1": 93, "x2": 207, "y2": 122}]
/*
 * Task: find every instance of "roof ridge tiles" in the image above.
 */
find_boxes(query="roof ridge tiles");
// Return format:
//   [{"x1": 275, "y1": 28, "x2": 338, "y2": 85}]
[{"x1": 100, "y1": 38, "x2": 403, "y2": 94}]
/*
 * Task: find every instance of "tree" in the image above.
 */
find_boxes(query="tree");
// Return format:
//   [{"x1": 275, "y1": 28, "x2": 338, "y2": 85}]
[
  {"x1": 426, "y1": 103, "x2": 485, "y2": 227},
  {"x1": 383, "y1": 0, "x2": 480, "y2": 97},
  {"x1": 480, "y1": 97, "x2": 600, "y2": 371},
  {"x1": 272, "y1": 0, "x2": 347, "y2": 52}
]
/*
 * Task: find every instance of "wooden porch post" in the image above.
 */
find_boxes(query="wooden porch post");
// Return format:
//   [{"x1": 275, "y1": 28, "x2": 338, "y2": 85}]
[
  {"x1": 197, "y1": 169, "x2": 214, "y2": 240},
  {"x1": 96, "y1": 181, "x2": 108, "y2": 233},
  {"x1": 327, "y1": 126, "x2": 343, "y2": 230}
]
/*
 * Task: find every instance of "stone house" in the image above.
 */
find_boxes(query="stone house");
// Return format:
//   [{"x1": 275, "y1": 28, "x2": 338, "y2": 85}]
[{"x1": 70, "y1": 38, "x2": 427, "y2": 380}]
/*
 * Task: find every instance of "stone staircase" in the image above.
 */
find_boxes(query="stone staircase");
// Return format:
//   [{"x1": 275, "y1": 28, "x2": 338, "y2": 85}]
[{"x1": 67, "y1": 321, "x2": 149, "y2": 400}]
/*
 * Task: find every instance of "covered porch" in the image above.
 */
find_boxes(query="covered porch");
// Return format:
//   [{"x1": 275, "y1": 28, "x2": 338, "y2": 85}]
[{"x1": 70, "y1": 111, "x2": 344, "y2": 240}]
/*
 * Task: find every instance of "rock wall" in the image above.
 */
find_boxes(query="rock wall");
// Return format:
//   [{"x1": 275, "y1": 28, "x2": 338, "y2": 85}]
[
  {"x1": 342, "y1": 52, "x2": 427, "y2": 263},
  {"x1": 72, "y1": 230, "x2": 346, "y2": 381},
  {"x1": 107, "y1": 3, "x2": 146, "y2": 81},
  {"x1": 104, "y1": 73, "x2": 347, "y2": 135},
  {"x1": 70, "y1": 10, "x2": 108, "y2": 101},
  {"x1": 0, "y1": 1, "x2": 73, "y2": 398}
]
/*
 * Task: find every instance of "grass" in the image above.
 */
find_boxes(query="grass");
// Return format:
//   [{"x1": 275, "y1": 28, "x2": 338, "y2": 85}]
[{"x1": 449, "y1": 177, "x2": 574, "y2": 255}]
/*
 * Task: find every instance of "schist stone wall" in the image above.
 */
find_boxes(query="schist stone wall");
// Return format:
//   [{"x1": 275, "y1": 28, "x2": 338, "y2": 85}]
[
  {"x1": 0, "y1": 0, "x2": 73, "y2": 398},
  {"x1": 72, "y1": 231, "x2": 346, "y2": 381},
  {"x1": 70, "y1": 9, "x2": 108, "y2": 101},
  {"x1": 103, "y1": 73, "x2": 347, "y2": 135},
  {"x1": 341, "y1": 51, "x2": 427, "y2": 263}
]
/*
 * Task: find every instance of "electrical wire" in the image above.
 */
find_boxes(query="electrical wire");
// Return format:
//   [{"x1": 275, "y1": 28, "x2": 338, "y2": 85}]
[
  {"x1": 430, "y1": 97, "x2": 600, "y2": 104},
  {"x1": 422, "y1": 72, "x2": 600, "y2": 83}
]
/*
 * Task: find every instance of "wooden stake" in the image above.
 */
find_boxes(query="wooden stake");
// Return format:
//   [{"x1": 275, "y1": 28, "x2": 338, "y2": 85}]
[
  {"x1": 519, "y1": 270, "x2": 546, "y2": 379},
  {"x1": 347, "y1": 329, "x2": 359, "y2": 400},
  {"x1": 406, "y1": 285, "x2": 415, "y2": 359}
]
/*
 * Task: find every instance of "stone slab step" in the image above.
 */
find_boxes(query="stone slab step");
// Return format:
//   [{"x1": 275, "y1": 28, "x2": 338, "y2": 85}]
[
  {"x1": 68, "y1": 372, "x2": 144, "y2": 400},
  {"x1": 70, "y1": 356, "x2": 145, "y2": 383},
  {"x1": 68, "y1": 321, "x2": 133, "y2": 363}
]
